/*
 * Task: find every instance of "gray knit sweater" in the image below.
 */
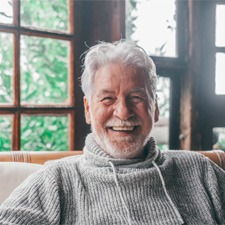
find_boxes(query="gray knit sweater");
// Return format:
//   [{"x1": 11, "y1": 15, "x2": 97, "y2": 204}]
[{"x1": 1, "y1": 134, "x2": 225, "y2": 225}]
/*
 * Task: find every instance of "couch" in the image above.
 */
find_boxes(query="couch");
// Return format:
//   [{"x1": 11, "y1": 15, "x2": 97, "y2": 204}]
[{"x1": 0, "y1": 150, "x2": 224, "y2": 204}]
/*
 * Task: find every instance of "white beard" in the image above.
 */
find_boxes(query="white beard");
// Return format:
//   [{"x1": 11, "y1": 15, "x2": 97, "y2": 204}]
[{"x1": 91, "y1": 120, "x2": 151, "y2": 159}]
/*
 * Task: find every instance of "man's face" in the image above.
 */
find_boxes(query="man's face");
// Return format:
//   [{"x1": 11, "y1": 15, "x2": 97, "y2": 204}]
[{"x1": 84, "y1": 63, "x2": 159, "y2": 159}]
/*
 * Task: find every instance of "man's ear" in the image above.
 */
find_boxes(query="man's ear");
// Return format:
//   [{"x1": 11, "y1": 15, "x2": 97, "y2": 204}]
[
  {"x1": 83, "y1": 97, "x2": 91, "y2": 124},
  {"x1": 154, "y1": 99, "x2": 159, "y2": 123}
]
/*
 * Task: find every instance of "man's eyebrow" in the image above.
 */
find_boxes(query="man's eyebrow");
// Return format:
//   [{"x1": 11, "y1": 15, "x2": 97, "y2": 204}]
[
  {"x1": 96, "y1": 90, "x2": 115, "y2": 97},
  {"x1": 96, "y1": 88, "x2": 147, "y2": 98},
  {"x1": 130, "y1": 87, "x2": 146, "y2": 93}
]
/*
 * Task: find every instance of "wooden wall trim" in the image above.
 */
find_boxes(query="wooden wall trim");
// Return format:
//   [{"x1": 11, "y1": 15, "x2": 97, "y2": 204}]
[{"x1": 180, "y1": 0, "x2": 202, "y2": 150}]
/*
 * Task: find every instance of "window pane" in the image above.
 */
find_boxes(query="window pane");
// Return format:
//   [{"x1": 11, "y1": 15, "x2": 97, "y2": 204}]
[
  {"x1": 215, "y1": 53, "x2": 225, "y2": 95},
  {"x1": 126, "y1": 0, "x2": 177, "y2": 57},
  {"x1": 0, "y1": 32, "x2": 13, "y2": 104},
  {"x1": 21, "y1": 0, "x2": 69, "y2": 32},
  {"x1": 213, "y1": 127, "x2": 225, "y2": 151},
  {"x1": 0, "y1": 116, "x2": 12, "y2": 151},
  {"x1": 0, "y1": 0, "x2": 13, "y2": 24},
  {"x1": 216, "y1": 5, "x2": 225, "y2": 47},
  {"x1": 20, "y1": 36, "x2": 69, "y2": 105},
  {"x1": 21, "y1": 115, "x2": 68, "y2": 151},
  {"x1": 152, "y1": 77, "x2": 170, "y2": 150}
]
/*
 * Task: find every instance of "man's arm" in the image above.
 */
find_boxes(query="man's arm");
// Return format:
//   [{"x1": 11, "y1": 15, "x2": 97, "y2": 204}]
[{"x1": 203, "y1": 157, "x2": 225, "y2": 223}]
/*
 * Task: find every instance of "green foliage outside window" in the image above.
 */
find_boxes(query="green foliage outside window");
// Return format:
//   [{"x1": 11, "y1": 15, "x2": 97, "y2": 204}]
[
  {"x1": 21, "y1": 116, "x2": 68, "y2": 151},
  {"x1": 0, "y1": 116, "x2": 12, "y2": 151},
  {"x1": 21, "y1": 36, "x2": 69, "y2": 104},
  {"x1": 21, "y1": 0, "x2": 68, "y2": 32},
  {"x1": 213, "y1": 128, "x2": 225, "y2": 151},
  {"x1": 0, "y1": 33, "x2": 13, "y2": 104}
]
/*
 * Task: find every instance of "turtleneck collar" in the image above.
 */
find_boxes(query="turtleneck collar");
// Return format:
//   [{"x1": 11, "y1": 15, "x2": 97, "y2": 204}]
[
  {"x1": 83, "y1": 133, "x2": 184, "y2": 224},
  {"x1": 83, "y1": 133, "x2": 161, "y2": 168}
]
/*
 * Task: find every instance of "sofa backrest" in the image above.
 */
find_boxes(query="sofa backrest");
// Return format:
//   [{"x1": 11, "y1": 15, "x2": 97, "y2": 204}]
[
  {"x1": 0, "y1": 150, "x2": 225, "y2": 168},
  {"x1": 0, "y1": 151, "x2": 83, "y2": 164}
]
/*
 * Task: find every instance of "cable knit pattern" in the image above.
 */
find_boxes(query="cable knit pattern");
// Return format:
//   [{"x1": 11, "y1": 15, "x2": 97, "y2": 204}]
[{"x1": 0, "y1": 133, "x2": 225, "y2": 224}]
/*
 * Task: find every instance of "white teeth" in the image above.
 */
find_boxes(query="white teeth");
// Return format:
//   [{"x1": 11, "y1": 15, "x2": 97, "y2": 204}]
[{"x1": 111, "y1": 126, "x2": 135, "y2": 131}]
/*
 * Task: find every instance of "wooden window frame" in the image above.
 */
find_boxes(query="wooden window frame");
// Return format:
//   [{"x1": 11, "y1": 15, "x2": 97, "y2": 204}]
[
  {"x1": 200, "y1": 0, "x2": 225, "y2": 149},
  {"x1": 0, "y1": 0, "x2": 77, "y2": 151}
]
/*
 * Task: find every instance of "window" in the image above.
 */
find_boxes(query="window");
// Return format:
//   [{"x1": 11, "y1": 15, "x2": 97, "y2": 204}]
[
  {"x1": 126, "y1": 0, "x2": 184, "y2": 149},
  {"x1": 126, "y1": 0, "x2": 177, "y2": 57},
  {"x1": 0, "y1": 0, "x2": 75, "y2": 151},
  {"x1": 153, "y1": 77, "x2": 170, "y2": 150},
  {"x1": 215, "y1": 53, "x2": 225, "y2": 95},
  {"x1": 198, "y1": 1, "x2": 225, "y2": 150},
  {"x1": 213, "y1": 127, "x2": 225, "y2": 151},
  {"x1": 215, "y1": 5, "x2": 225, "y2": 95}
]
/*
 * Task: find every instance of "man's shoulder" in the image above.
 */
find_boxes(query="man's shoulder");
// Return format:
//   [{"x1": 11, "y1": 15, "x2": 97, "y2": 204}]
[
  {"x1": 43, "y1": 154, "x2": 84, "y2": 171},
  {"x1": 45, "y1": 154, "x2": 83, "y2": 165},
  {"x1": 161, "y1": 150, "x2": 208, "y2": 166},
  {"x1": 162, "y1": 150, "x2": 203, "y2": 158},
  {"x1": 155, "y1": 150, "x2": 215, "y2": 177}
]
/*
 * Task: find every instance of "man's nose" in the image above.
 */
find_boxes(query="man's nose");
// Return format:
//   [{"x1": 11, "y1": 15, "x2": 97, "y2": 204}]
[{"x1": 113, "y1": 99, "x2": 134, "y2": 120}]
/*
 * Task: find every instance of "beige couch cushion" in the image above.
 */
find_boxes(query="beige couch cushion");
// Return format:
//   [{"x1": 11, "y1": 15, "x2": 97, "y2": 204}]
[{"x1": 0, "y1": 162, "x2": 42, "y2": 204}]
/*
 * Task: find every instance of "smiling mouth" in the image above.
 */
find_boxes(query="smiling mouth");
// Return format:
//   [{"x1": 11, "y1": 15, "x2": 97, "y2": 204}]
[{"x1": 109, "y1": 126, "x2": 138, "y2": 132}]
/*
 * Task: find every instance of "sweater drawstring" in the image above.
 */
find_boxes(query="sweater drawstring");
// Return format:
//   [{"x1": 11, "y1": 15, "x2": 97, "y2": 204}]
[
  {"x1": 152, "y1": 161, "x2": 184, "y2": 224},
  {"x1": 109, "y1": 159, "x2": 184, "y2": 225},
  {"x1": 108, "y1": 161, "x2": 133, "y2": 225}
]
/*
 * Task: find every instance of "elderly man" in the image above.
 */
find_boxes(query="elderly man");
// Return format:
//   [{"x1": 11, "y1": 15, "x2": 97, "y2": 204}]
[{"x1": 0, "y1": 39, "x2": 225, "y2": 225}]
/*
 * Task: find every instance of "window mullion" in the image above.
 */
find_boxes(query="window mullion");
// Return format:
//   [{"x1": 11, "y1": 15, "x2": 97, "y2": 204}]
[
  {"x1": 12, "y1": 112, "x2": 20, "y2": 150},
  {"x1": 12, "y1": 0, "x2": 21, "y2": 150}
]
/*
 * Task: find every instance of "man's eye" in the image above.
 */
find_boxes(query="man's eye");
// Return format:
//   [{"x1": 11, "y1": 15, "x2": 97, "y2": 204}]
[
  {"x1": 102, "y1": 97, "x2": 113, "y2": 101},
  {"x1": 130, "y1": 96, "x2": 143, "y2": 103},
  {"x1": 101, "y1": 97, "x2": 115, "y2": 104}
]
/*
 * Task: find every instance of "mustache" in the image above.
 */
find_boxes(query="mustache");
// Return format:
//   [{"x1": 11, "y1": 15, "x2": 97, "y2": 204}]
[{"x1": 105, "y1": 117, "x2": 142, "y2": 127}]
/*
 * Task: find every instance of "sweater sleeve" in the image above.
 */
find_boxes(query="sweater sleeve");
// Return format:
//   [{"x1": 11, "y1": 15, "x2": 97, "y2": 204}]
[
  {"x1": 0, "y1": 166, "x2": 61, "y2": 225},
  {"x1": 202, "y1": 156, "x2": 225, "y2": 223}
]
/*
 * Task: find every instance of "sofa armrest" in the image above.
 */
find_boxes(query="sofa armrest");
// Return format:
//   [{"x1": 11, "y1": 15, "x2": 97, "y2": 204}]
[
  {"x1": 0, "y1": 162, "x2": 42, "y2": 204},
  {"x1": 198, "y1": 150, "x2": 225, "y2": 170}
]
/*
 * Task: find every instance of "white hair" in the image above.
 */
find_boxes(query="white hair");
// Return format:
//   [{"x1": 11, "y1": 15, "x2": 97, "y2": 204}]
[{"x1": 80, "y1": 39, "x2": 157, "y2": 100}]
